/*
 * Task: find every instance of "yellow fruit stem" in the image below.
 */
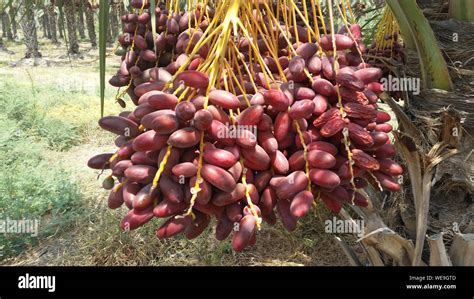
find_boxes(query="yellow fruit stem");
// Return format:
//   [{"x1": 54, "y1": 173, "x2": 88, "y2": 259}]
[
  {"x1": 138, "y1": 0, "x2": 371, "y2": 216},
  {"x1": 294, "y1": 120, "x2": 312, "y2": 193},
  {"x1": 108, "y1": 152, "x2": 118, "y2": 163},
  {"x1": 374, "y1": 6, "x2": 400, "y2": 57},
  {"x1": 328, "y1": 0, "x2": 357, "y2": 203},
  {"x1": 224, "y1": 60, "x2": 250, "y2": 106},
  {"x1": 172, "y1": 84, "x2": 185, "y2": 96},
  {"x1": 148, "y1": 2, "x2": 231, "y2": 207},
  {"x1": 309, "y1": 0, "x2": 320, "y2": 42},
  {"x1": 181, "y1": 0, "x2": 244, "y2": 219},
  {"x1": 317, "y1": 0, "x2": 327, "y2": 35},
  {"x1": 230, "y1": 41, "x2": 260, "y2": 95},
  {"x1": 335, "y1": 1, "x2": 366, "y2": 66},
  {"x1": 302, "y1": 0, "x2": 311, "y2": 42},
  {"x1": 345, "y1": 0, "x2": 356, "y2": 23},
  {"x1": 261, "y1": 2, "x2": 313, "y2": 82},
  {"x1": 149, "y1": 88, "x2": 193, "y2": 201},
  {"x1": 236, "y1": 19, "x2": 275, "y2": 87},
  {"x1": 241, "y1": 7, "x2": 283, "y2": 79},
  {"x1": 113, "y1": 178, "x2": 129, "y2": 192},
  {"x1": 260, "y1": 0, "x2": 325, "y2": 204},
  {"x1": 290, "y1": 0, "x2": 299, "y2": 46},
  {"x1": 151, "y1": 144, "x2": 173, "y2": 190},
  {"x1": 287, "y1": 0, "x2": 318, "y2": 42},
  {"x1": 184, "y1": 0, "x2": 210, "y2": 54},
  {"x1": 164, "y1": 23, "x2": 223, "y2": 90},
  {"x1": 253, "y1": 7, "x2": 278, "y2": 55},
  {"x1": 239, "y1": 156, "x2": 262, "y2": 230}
]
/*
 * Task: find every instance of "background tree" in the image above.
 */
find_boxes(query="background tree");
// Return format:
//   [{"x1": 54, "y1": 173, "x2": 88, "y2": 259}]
[
  {"x1": 48, "y1": 1, "x2": 59, "y2": 44},
  {"x1": 58, "y1": 3, "x2": 64, "y2": 39},
  {"x1": 1, "y1": 11, "x2": 5, "y2": 38},
  {"x1": 63, "y1": 0, "x2": 79, "y2": 54},
  {"x1": 109, "y1": 0, "x2": 119, "y2": 41},
  {"x1": 42, "y1": 5, "x2": 51, "y2": 39},
  {"x1": 1, "y1": 10, "x2": 12, "y2": 40},
  {"x1": 118, "y1": 1, "x2": 125, "y2": 31},
  {"x1": 106, "y1": 0, "x2": 113, "y2": 45},
  {"x1": 9, "y1": 3, "x2": 16, "y2": 39},
  {"x1": 19, "y1": 0, "x2": 42, "y2": 58},
  {"x1": 76, "y1": 0, "x2": 86, "y2": 40},
  {"x1": 85, "y1": 1, "x2": 97, "y2": 48}
]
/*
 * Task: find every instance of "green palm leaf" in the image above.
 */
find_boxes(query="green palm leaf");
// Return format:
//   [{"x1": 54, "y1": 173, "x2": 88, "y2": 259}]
[{"x1": 99, "y1": 0, "x2": 109, "y2": 117}]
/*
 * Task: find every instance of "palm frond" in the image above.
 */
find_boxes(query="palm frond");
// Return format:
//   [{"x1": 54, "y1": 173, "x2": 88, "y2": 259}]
[{"x1": 99, "y1": 0, "x2": 109, "y2": 117}]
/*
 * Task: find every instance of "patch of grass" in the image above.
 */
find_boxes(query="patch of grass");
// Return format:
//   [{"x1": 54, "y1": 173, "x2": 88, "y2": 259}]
[
  {"x1": 0, "y1": 82, "x2": 80, "y2": 151},
  {"x1": 0, "y1": 45, "x2": 127, "y2": 261},
  {"x1": 0, "y1": 60, "x2": 97, "y2": 258},
  {"x1": 0, "y1": 68, "x2": 123, "y2": 150},
  {"x1": 0, "y1": 117, "x2": 83, "y2": 258}
]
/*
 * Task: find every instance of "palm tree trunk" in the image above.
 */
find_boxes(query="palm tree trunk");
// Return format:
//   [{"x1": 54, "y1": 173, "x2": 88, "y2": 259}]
[
  {"x1": 48, "y1": 3, "x2": 59, "y2": 44},
  {"x1": 42, "y1": 11, "x2": 51, "y2": 39},
  {"x1": 58, "y1": 8, "x2": 64, "y2": 39},
  {"x1": 1, "y1": 12, "x2": 10, "y2": 39},
  {"x1": 9, "y1": 6, "x2": 17, "y2": 39},
  {"x1": 119, "y1": 1, "x2": 125, "y2": 31},
  {"x1": 76, "y1": 0, "x2": 86, "y2": 39},
  {"x1": 20, "y1": 0, "x2": 42, "y2": 58},
  {"x1": 1, "y1": 12, "x2": 5, "y2": 38},
  {"x1": 106, "y1": 1, "x2": 113, "y2": 45},
  {"x1": 109, "y1": 1, "x2": 120, "y2": 41},
  {"x1": 85, "y1": 2, "x2": 97, "y2": 48},
  {"x1": 63, "y1": 0, "x2": 80, "y2": 54},
  {"x1": 3, "y1": 12, "x2": 13, "y2": 40}
]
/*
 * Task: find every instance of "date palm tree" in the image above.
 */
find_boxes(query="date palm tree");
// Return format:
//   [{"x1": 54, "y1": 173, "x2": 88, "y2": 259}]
[
  {"x1": 76, "y1": 0, "x2": 86, "y2": 39},
  {"x1": 63, "y1": 0, "x2": 79, "y2": 53},
  {"x1": 58, "y1": 4, "x2": 64, "y2": 39},
  {"x1": 20, "y1": 0, "x2": 42, "y2": 58},
  {"x1": 2, "y1": 11, "x2": 12, "y2": 40},
  {"x1": 109, "y1": 0, "x2": 119, "y2": 41},
  {"x1": 85, "y1": 1, "x2": 97, "y2": 48},
  {"x1": 9, "y1": 4, "x2": 17, "y2": 39},
  {"x1": 48, "y1": 1, "x2": 59, "y2": 44},
  {"x1": 42, "y1": 5, "x2": 51, "y2": 39}
]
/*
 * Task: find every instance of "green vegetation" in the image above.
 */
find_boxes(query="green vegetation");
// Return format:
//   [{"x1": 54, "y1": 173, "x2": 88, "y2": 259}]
[
  {"x1": 0, "y1": 41, "x2": 120, "y2": 258},
  {"x1": 0, "y1": 81, "x2": 83, "y2": 257}
]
